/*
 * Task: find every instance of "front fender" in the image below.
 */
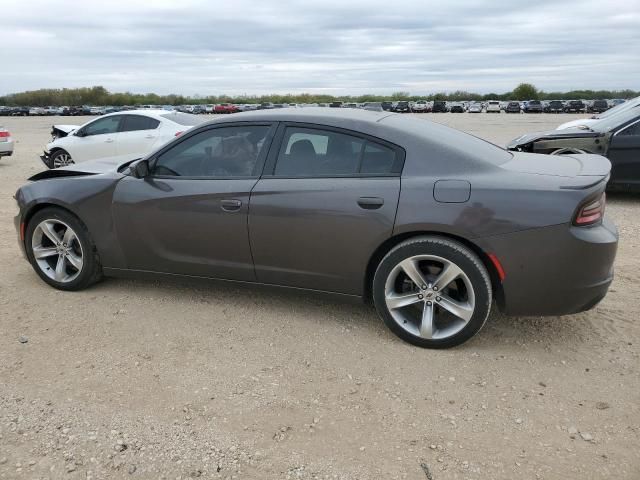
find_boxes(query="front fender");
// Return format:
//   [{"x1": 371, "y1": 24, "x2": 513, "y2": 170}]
[{"x1": 16, "y1": 174, "x2": 128, "y2": 269}]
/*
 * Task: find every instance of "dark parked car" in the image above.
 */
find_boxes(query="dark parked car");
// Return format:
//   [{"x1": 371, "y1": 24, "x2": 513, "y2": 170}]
[
  {"x1": 589, "y1": 100, "x2": 609, "y2": 114},
  {"x1": 564, "y1": 100, "x2": 586, "y2": 113},
  {"x1": 10, "y1": 107, "x2": 29, "y2": 116},
  {"x1": 329, "y1": 102, "x2": 343, "y2": 108},
  {"x1": 544, "y1": 100, "x2": 564, "y2": 113},
  {"x1": 523, "y1": 100, "x2": 543, "y2": 113},
  {"x1": 362, "y1": 102, "x2": 384, "y2": 112},
  {"x1": 432, "y1": 101, "x2": 448, "y2": 112},
  {"x1": 508, "y1": 108, "x2": 640, "y2": 191},
  {"x1": 449, "y1": 103, "x2": 465, "y2": 113},
  {"x1": 393, "y1": 101, "x2": 411, "y2": 113},
  {"x1": 505, "y1": 102, "x2": 521, "y2": 113},
  {"x1": 381, "y1": 101, "x2": 394, "y2": 112},
  {"x1": 14, "y1": 108, "x2": 617, "y2": 348}
]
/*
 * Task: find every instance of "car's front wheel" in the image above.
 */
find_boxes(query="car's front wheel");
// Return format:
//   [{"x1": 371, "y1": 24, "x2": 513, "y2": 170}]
[
  {"x1": 373, "y1": 236, "x2": 492, "y2": 348},
  {"x1": 50, "y1": 149, "x2": 74, "y2": 168},
  {"x1": 25, "y1": 208, "x2": 102, "y2": 291}
]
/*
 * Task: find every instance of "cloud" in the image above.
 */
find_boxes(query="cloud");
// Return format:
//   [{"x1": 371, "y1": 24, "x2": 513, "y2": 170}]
[{"x1": 1, "y1": 0, "x2": 639, "y2": 95}]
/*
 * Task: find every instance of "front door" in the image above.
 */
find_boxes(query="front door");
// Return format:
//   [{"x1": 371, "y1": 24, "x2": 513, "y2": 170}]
[
  {"x1": 71, "y1": 115, "x2": 121, "y2": 161},
  {"x1": 608, "y1": 119, "x2": 640, "y2": 188},
  {"x1": 112, "y1": 123, "x2": 275, "y2": 281},
  {"x1": 249, "y1": 124, "x2": 403, "y2": 295}
]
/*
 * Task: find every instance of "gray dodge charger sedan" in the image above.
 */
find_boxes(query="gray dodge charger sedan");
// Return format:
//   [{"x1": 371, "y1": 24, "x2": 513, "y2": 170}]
[{"x1": 13, "y1": 109, "x2": 618, "y2": 348}]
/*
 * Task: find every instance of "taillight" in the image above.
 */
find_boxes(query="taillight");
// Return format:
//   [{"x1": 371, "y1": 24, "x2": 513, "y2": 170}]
[
  {"x1": 175, "y1": 131, "x2": 184, "y2": 137},
  {"x1": 574, "y1": 193, "x2": 606, "y2": 226},
  {"x1": 0, "y1": 131, "x2": 10, "y2": 138}
]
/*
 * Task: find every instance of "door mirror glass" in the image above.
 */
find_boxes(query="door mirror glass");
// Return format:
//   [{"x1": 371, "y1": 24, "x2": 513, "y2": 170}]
[{"x1": 130, "y1": 159, "x2": 150, "y2": 178}]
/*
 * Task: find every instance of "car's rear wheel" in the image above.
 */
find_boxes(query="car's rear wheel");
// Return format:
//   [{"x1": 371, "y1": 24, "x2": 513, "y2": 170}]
[
  {"x1": 50, "y1": 149, "x2": 74, "y2": 168},
  {"x1": 373, "y1": 236, "x2": 492, "y2": 348},
  {"x1": 25, "y1": 208, "x2": 102, "y2": 291}
]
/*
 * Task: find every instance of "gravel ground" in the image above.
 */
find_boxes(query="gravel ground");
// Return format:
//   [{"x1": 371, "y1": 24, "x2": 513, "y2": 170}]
[{"x1": 0, "y1": 113, "x2": 638, "y2": 480}]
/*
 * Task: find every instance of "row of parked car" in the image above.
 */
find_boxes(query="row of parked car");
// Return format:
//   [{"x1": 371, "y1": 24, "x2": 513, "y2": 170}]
[{"x1": 0, "y1": 98, "x2": 625, "y2": 117}]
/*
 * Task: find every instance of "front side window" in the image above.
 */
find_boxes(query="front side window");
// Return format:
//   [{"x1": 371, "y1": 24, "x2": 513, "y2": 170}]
[
  {"x1": 153, "y1": 125, "x2": 270, "y2": 178},
  {"x1": 82, "y1": 116, "x2": 121, "y2": 136},
  {"x1": 618, "y1": 120, "x2": 640, "y2": 136},
  {"x1": 120, "y1": 115, "x2": 160, "y2": 132},
  {"x1": 274, "y1": 127, "x2": 398, "y2": 177}
]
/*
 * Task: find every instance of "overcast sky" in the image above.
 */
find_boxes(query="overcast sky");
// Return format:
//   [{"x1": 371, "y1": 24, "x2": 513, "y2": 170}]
[{"x1": 2, "y1": 0, "x2": 639, "y2": 96}]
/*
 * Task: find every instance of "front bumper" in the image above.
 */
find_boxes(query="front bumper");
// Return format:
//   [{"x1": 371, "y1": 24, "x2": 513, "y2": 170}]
[
  {"x1": 490, "y1": 218, "x2": 618, "y2": 316},
  {"x1": 40, "y1": 151, "x2": 53, "y2": 168}
]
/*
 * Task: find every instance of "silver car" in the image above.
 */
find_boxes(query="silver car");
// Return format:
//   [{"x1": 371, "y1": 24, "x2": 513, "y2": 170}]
[{"x1": 0, "y1": 127, "x2": 14, "y2": 158}]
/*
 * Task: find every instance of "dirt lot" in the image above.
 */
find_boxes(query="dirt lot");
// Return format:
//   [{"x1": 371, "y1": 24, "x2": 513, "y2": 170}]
[{"x1": 0, "y1": 113, "x2": 638, "y2": 480}]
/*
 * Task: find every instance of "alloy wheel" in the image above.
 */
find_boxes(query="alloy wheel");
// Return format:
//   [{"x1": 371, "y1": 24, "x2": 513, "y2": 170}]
[
  {"x1": 384, "y1": 255, "x2": 475, "y2": 340},
  {"x1": 53, "y1": 152, "x2": 74, "y2": 167},
  {"x1": 31, "y1": 219, "x2": 84, "y2": 283}
]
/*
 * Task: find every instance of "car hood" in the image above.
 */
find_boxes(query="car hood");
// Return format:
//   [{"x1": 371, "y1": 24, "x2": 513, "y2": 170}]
[
  {"x1": 556, "y1": 118, "x2": 597, "y2": 130},
  {"x1": 52, "y1": 124, "x2": 80, "y2": 134},
  {"x1": 29, "y1": 156, "x2": 138, "y2": 181},
  {"x1": 501, "y1": 151, "x2": 610, "y2": 178},
  {"x1": 506, "y1": 127, "x2": 602, "y2": 149}
]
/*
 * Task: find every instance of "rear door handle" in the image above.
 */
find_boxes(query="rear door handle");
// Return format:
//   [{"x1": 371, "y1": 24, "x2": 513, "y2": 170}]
[
  {"x1": 220, "y1": 199, "x2": 242, "y2": 212},
  {"x1": 105, "y1": 138, "x2": 114, "y2": 143},
  {"x1": 145, "y1": 135, "x2": 155, "y2": 139},
  {"x1": 357, "y1": 197, "x2": 384, "y2": 209}
]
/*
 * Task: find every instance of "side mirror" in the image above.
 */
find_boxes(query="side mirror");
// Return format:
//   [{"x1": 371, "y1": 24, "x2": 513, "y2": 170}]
[
  {"x1": 75, "y1": 129, "x2": 85, "y2": 137},
  {"x1": 129, "y1": 159, "x2": 150, "y2": 178}
]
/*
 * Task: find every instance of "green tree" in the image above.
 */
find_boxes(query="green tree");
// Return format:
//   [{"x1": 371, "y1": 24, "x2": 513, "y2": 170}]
[{"x1": 512, "y1": 83, "x2": 539, "y2": 100}]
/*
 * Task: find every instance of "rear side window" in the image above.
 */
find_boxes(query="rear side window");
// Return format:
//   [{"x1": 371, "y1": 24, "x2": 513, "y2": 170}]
[
  {"x1": 274, "y1": 127, "x2": 400, "y2": 177},
  {"x1": 120, "y1": 115, "x2": 160, "y2": 132},
  {"x1": 160, "y1": 112, "x2": 203, "y2": 126}
]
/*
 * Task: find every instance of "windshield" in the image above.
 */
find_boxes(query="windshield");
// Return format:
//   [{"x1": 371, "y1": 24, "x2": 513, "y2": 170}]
[
  {"x1": 160, "y1": 112, "x2": 203, "y2": 126},
  {"x1": 590, "y1": 108, "x2": 640, "y2": 132},
  {"x1": 594, "y1": 96, "x2": 639, "y2": 119}
]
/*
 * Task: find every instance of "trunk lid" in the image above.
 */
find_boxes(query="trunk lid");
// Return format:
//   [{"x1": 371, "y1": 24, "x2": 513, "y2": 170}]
[{"x1": 500, "y1": 151, "x2": 610, "y2": 178}]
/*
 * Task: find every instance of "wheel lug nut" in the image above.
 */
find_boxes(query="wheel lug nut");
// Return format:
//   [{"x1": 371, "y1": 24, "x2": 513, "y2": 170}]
[
  {"x1": 418, "y1": 294, "x2": 423, "y2": 299},
  {"x1": 421, "y1": 285, "x2": 427, "y2": 290},
  {"x1": 436, "y1": 296, "x2": 441, "y2": 302},
  {"x1": 426, "y1": 301, "x2": 432, "y2": 306},
  {"x1": 433, "y1": 286, "x2": 438, "y2": 291}
]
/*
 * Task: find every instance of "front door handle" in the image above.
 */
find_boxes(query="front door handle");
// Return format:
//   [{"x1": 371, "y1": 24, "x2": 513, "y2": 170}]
[
  {"x1": 221, "y1": 199, "x2": 242, "y2": 212},
  {"x1": 105, "y1": 138, "x2": 114, "y2": 143},
  {"x1": 145, "y1": 135, "x2": 156, "y2": 139},
  {"x1": 357, "y1": 197, "x2": 384, "y2": 209}
]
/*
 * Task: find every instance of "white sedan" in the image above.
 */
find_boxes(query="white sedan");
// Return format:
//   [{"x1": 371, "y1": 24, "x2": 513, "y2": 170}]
[
  {"x1": 0, "y1": 127, "x2": 14, "y2": 158},
  {"x1": 41, "y1": 110, "x2": 204, "y2": 168}
]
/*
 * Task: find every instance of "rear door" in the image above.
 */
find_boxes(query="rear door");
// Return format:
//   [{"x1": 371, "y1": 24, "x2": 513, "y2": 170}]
[
  {"x1": 116, "y1": 114, "x2": 162, "y2": 159},
  {"x1": 248, "y1": 123, "x2": 403, "y2": 295},
  {"x1": 608, "y1": 119, "x2": 640, "y2": 187}
]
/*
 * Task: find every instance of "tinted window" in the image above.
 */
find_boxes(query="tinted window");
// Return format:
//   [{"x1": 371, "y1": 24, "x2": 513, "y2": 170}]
[
  {"x1": 619, "y1": 121, "x2": 640, "y2": 136},
  {"x1": 83, "y1": 116, "x2": 121, "y2": 136},
  {"x1": 120, "y1": 115, "x2": 160, "y2": 132},
  {"x1": 153, "y1": 126, "x2": 270, "y2": 178},
  {"x1": 275, "y1": 127, "x2": 397, "y2": 177}
]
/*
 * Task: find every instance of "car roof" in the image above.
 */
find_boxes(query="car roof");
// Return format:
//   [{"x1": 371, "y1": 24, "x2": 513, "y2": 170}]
[{"x1": 199, "y1": 107, "x2": 394, "y2": 129}]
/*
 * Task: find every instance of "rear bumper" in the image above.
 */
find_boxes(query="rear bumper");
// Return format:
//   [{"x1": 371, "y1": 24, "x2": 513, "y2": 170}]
[{"x1": 489, "y1": 218, "x2": 618, "y2": 316}]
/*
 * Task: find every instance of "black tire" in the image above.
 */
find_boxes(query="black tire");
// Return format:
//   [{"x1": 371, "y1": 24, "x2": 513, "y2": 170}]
[
  {"x1": 49, "y1": 149, "x2": 73, "y2": 169},
  {"x1": 372, "y1": 236, "x2": 492, "y2": 348},
  {"x1": 25, "y1": 207, "x2": 102, "y2": 291}
]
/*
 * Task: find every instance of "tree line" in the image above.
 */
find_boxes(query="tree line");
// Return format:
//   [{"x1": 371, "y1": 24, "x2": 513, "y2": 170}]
[{"x1": 0, "y1": 84, "x2": 637, "y2": 107}]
